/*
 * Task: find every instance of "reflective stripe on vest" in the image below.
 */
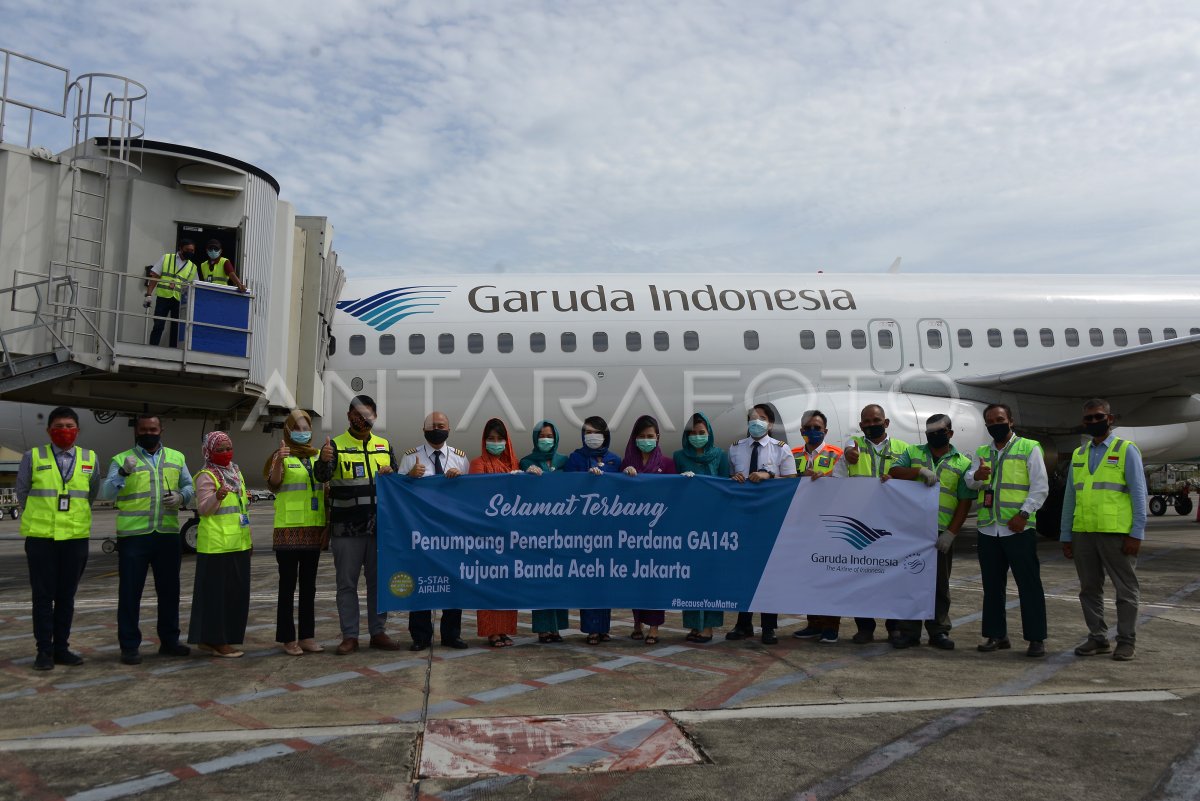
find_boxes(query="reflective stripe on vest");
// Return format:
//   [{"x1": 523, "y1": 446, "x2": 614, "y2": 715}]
[
  {"x1": 975, "y1": 437, "x2": 1040, "y2": 526},
  {"x1": 196, "y1": 469, "x2": 251, "y2": 553},
  {"x1": 328, "y1": 431, "x2": 392, "y2": 514},
  {"x1": 20, "y1": 445, "x2": 95, "y2": 540},
  {"x1": 793, "y1": 444, "x2": 843, "y2": 475},
  {"x1": 906, "y1": 446, "x2": 972, "y2": 530},
  {"x1": 113, "y1": 447, "x2": 185, "y2": 536},
  {"x1": 847, "y1": 437, "x2": 909, "y2": 478},
  {"x1": 1071, "y1": 438, "x2": 1133, "y2": 534},
  {"x1": 155, "y1": 253, "x2": 196, "y2": 300},
  {"x1": 200, "y1": 257, "x2": 231, "y2": 284},
  {"x1": 273, "y1": 457, "x2": 326, "y2": 528}
]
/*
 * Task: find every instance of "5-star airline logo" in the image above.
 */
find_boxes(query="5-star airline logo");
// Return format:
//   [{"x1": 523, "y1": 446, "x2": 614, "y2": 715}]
[
  {"x1": 822, "y1": 515, "x2": 894, "y2": 550},
  {"x1": 336, "y1": 286, "x2": 454, "y2": 331}
]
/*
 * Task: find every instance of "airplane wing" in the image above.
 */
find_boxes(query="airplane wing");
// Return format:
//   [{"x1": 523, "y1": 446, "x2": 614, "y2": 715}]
[{"x1": 957, "y1": 334, "x2": 1200, "y2": 398}]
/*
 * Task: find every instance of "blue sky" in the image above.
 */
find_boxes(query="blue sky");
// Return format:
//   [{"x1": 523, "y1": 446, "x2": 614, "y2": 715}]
[{"x1": 4, "y1": 0, "x2": 1198, "y2": 277}]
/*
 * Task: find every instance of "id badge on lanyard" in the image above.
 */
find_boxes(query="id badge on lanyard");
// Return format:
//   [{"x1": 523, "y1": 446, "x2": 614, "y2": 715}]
[{"x1": 58, "y1": 494, "x2": 71, "y2": 512}]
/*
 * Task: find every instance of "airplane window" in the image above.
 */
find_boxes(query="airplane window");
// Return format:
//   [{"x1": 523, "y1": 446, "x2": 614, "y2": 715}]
[
  {"x1": 851, "y1": 329, "x2": 866, "y2": 349},
  {"x1": 827, "y1": 330, "x2": 842, "y2": 350},
  {"x1": 1013, "y1": 328, "x2": 1028, "y2": 347},
  {"x1": 1192, "y1": 328, "x2": 1200, "y2": 336},
  {"x1": 957, "y1": 329, "x2": 972, "y2": 348},
  {"x1": 1113, "y1": 328, "x2": 1128, "y2": 346},
  {"x1": 987, "y1": 328, "x2": 1002, "y2": 347},
  {"x1": 1164, "y1": 327, "x2": 1178, "y2": 340},
  {"x1": 498, "y1": 333, "x2": 513, "y2": 353},
  {"x1": 1089, "y1": 328, "x2": 1104, "y2": 346},
  {"x1": 626, "y1": 331, "x2": 641, "y2": 352},
  {"x1": 655, "y1": 331, "x2": 670, "y2": 351},
  {"x1": 438, "y1": 333, "x2": 455, "y2": 354},
  {"x1": 683, "y1": 330, "x2": 699, "y2": 351},
  {"x1": 561, "y1": 332, "x2": 577, "y2": 353},
  {"x1": 409, "y1": 334, "x2": 425, "y2": 355},
  {"x1": 877, "y1": 329, "x2": 894, "y2": 349},
  {"x1": 349, "y1": 334, "x2": 365, "y2": 356},
  {"x1": 1138, "y1": 327, "x2": 1152, "y2": 344},
  {"x1": 593, "y1": 331, "x2": 608, "y2": 352},
  {"x1": 379, "y1": 334, "x2": 395, "y2": 355},
  {"x1": 925, "y1": 328, "x2": 942, "y2": 349},
  {"x1": 744, "y1": 330, "x2": 760, "y2": 350},
  {"x1": 530, "y1": 332, "x2": 546, "y2": 353},
  {"x1": 1065, "y1": 328, "x2": 1080, "y2": 347},
  {"x1": 468, "y1": 333, "x2": 483, "y2": 354},
  {"x1": 1039, "y1": 328, "x2": 1054, "y2": 347},
  {"x1": 800, "y1": 330, "x2": 816, "y2": 350}
]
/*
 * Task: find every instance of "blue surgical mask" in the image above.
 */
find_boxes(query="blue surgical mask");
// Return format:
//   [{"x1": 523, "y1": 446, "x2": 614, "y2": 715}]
[
  {"x1": 636, "y1": 438, "x2": 657, "y2": 453},
  {"x1": 290, "y1": 431, "x2": 312, "y2": 444},
  {"x1": 486, "y1": 442, "x2": 506, "y2": 455},
  {"x1": 537, "y1": 437, "x2": 555, "y2": 452},
  {"x1": 802, "y1": 428, "x2": 825, "y2": 447},
  {"x1": 207, "y1": 249, "x2": 221, "y2": 260},
  {"x1": 747, "y1": 419, "x2": 768, "y2": 438},
  {"x1": 688, "y1": 434, "x2": 708, "y2": 449}
]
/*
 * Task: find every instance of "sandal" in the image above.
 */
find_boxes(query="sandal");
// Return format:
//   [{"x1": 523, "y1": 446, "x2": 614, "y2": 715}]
[
  {"x1": 599, "y1": 633, "x2": 612, "y2": 642},
  {"x1": 644, "y1": 636, "x2": 659, "y2": 645},
  {"x1": 489, "y1": 636, "x2": 505, "y2": 648},
  {"x1": 538, "y1": 633, "x2": 553, "y2": 644},
  {"x1": 282, "y1": 641, "x2": 303, "y2": 656},
  {"x1": 630, "y1": 629, "x2": 645, "y2": 640},
  {"x1": 693, "y1": 635, "x2": 713, "y2": 643},
  {"x1": 586, "y1": 634, "x2": 601, "y2": 645},
  {"x1": 500, "y1": 635, "x2": 514, "y2": 646},
  {"x1": 685, "y1": 631, "x2": 700, "y2": 642},
  {"x1": 547, "y1": 633, "x2": 563, "y2": 643}
]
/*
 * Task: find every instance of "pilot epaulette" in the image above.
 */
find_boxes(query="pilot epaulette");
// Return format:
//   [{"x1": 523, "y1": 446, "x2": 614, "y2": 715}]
[
  {"x1": 452, "y1": 447, "x2": 466, "y2": 457},
  {"x1": 403, "y1": 447, "x2": 418, "y2": 456}
]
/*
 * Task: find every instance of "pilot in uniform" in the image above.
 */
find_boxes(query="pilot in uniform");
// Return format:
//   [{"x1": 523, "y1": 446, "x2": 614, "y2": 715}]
[
  {"x1": 398, "y1": 415, "x2": 472, "y2": 651},
  {"x1": 725, "y1": 405, "x2": 797, "y2": 645}
]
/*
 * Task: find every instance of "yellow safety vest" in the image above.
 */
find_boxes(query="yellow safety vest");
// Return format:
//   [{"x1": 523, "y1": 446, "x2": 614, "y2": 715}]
[
  {"x1": 328, "y1": 431, "x2": 393, "y2": 520},
  {"x1": 1071, "y1": 438, "x2": 1134, "y2": 534},
  {"x1": 155, "y1": 253, "x2": 197, "y2": 300},
  {"x1": 273, "y1": 456, "x2": 326, "y2": 528},
  {"x1": 112, "y1": 446, "x2": 186, "y2": 536},
  {"x1": 200, "y1": 257, "x2": 231, "y2": 285},
  {"x1": 847, "y1": 436, "x2": 910, "y2": 478},
  {"x1": 905, "y1": 445, "x2": 972, "y2": 530},
  {"x1": 21, "y1": 445, "x2": 96, "y2": 540},
  {"x1": 196, "y1": 469, "x2": 251, "y2": 554},
  {"x1": 975, "y1": 437, "x2": 1040, "y2": 526}
]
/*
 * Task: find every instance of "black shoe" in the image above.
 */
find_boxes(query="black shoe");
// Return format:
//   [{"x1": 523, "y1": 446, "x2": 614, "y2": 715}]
[
  {"x1": 760, "y1": 629, "x2": 778, "y2": 645},
  {"x1": 158, "y1": 642, "x2": 191, "y2": 657},
  {"x1": 724, "y1": 628, "x2": 752, "y2": 641},
  {"x1": 977, "y1": 637, "x2": 1012, "y2": 652},
  {"x1": 120, "y1": 650, "x2": 142, "y2": 665},
  {"x1": 33, "y1": 651, "x2": 54, "y2": 671},
  {"x1": 891, "y1": 635, "x2": 921, "y2": 649},
  {"x1": 53, "y1": 650, "x2": 84, "y2": 666},
  {"x1": 1026, "y1": 641, "x2": 1046, "y2": 658},
  {"x1": 850, "y1": 630, "x2": 875, "y2": 644},
  {"x1": 441, "y1": 638, "x2": 470, "y2": 650},
  {"x1": 929, "y1": 633, "x2": 955, "y2": 651},
  {"x1": 408, "y1": 641, "x2": 430, "y2": 652}
]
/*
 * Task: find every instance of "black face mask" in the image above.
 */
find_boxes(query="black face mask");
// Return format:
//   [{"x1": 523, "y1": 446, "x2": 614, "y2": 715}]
[
  {"x1": 424, "y1": 429, "x2": 449, "y2": 446},
  {"x1": 926, "y1": 430, "x2": 951, "y2": 448},
  {"x1": 986, "y1": 422, "x2": 1011, "y2": 443},
  {"x1": 862, "y1": 424, "x2": 886, "y2": 440},
  {"x1": 350, "y1": 416, "x2": 374, "y2": 432},
  {"x1": 136, "y1": 433, "x2": 161, "y2": 451},
  {"x1": 1084, "y1": 419, "x2": 1110, "y2": 438}
]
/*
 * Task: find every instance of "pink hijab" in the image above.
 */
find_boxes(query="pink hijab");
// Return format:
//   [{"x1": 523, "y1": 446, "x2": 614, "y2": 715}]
[{"x1": 202, "y1": 430, "x2": 242, "y2": 493}]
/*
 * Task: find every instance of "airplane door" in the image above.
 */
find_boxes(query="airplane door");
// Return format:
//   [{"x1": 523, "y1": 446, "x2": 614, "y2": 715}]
[
  {"x1": 868, "y1": 319, "x2": 903, "y2": 374},
  {"x1": 918, "y1": 318, "x2": 952, "y2": 372}
]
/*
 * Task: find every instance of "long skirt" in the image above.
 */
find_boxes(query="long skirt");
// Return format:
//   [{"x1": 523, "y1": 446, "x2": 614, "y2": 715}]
[
  {"x1": 579, "y1": 608, "x2": 611, "y2": 634},
  {"x1": 682, "y1": 610, "x2": 724, "y2": 630},
  {"x1": 532, "y1": 609, "x2": 569, "y2": 633},
  {"x1": 476, "y1": 610, "x2": 517, "y2": 637},
  {"x1": 633, "y1": 609, "x2": 665, "y2": 626},
  {"x1": 187, "y1": 550, "x2": 251, "y2": 646}
]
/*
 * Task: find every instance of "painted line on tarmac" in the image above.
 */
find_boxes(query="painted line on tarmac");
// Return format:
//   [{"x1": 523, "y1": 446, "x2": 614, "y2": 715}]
[
  {"x1": 0, "y1": 722, "x2": 419, "y2": 752},
  {"x1": 674, "y1": 689, "x2": 1180, "y2": 724}
]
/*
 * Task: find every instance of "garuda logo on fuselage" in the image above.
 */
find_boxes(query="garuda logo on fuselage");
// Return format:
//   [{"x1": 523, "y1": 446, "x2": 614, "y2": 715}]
[
  {"x1": 336, "y1": 286, "x2": 454, "y2": 331},
  {"x1": 822, "y1": 515, "x2": 894, "y2": 550}
]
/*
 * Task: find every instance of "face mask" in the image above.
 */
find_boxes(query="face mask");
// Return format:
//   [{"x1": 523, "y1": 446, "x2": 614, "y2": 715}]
[
  {"x1": 485, "y1": 442, "x2": 506, "y2": 455},
  {"x1": 986, "y1": 422, "x2": 1011, "y2": 443},
  {"x1": 802, "y1": 428, "x2": 825, "y2": 447},
  {"x1": 49, "y1": 428, "x2": 78, "y2": 449},
  {"x1": 688, "y1": 434, "x2": 708, "y2": 449},
  {"x1": 863, "y1": 423, "x2": 886, "y2": 440},
  {"x1": 136, "y1": 433, "x2": 161, "y2": 451},
  {"x1": 290, "y1": 431, "x2": 312, "y2": 444},
  {"x1": 210, "y1": 450, "x2": 234, "y2": 467},
  {"x1": 537, "y1": 437, "x2": 555, "y2": 452},
  {"x1": 352, "y1": 417, "x2": 374, "y2": 431},
  {"x1": 747, "y1": 419, "x2": 768, "y2": 438},
  {"x1": 207, "y1": 249, "x2": 221, "y2": 260},
  {"x1": 926, "y1": 430, "x2": 951, "y2": 448},
  {"x1": 181, "y1": 251, "x2": 194, "y2": 262},
  {"x1": 636, "y1": 438, "x2": 657, "y2": 453},
  {"x1": 1084, "y1": 419, "x2": 1110, "y2": 438},
  {"x1": 583, "y1": 433, "x2": 605, "y2": 450},
  {"x1": 424, "y1": 429, "x2": 449, "y2": 446}
]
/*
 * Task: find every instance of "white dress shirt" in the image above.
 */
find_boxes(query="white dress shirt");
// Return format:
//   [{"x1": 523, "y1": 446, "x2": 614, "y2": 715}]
[
  {"x1": 398, "y1": 442, "x2": 471, "y2": 476},
  {"x1": 728, "y1": 436, "x2": 798, "y2": 478},
  {"x1": 965, "y1": 434, "x2": 1049, "y2": 537}
]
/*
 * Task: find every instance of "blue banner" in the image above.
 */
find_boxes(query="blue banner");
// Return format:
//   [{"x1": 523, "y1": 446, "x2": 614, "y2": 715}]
[{"x1": 377, "y1": 473, "x2": 938, "y2": 617}]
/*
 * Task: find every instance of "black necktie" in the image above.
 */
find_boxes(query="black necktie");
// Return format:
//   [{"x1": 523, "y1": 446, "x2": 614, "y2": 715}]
[
  {"x1": 749, "y1": 441, "x2": 761, "y2": 474},
  {"x1": 432, "y1": 450, "x2": 444, "y2": 475}
]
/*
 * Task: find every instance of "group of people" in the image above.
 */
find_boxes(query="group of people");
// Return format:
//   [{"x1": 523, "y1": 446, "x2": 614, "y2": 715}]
[
  {"x1": 145, "y1": 238, "x2": 247, "y2": 348},
  {"x1": 13, "y1": 394, "x2": 1147, "y2": 671}
]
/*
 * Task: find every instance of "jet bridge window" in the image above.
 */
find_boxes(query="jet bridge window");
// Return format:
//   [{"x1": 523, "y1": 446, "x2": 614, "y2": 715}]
[
  {"x1": 468, "y1": 333, "x2": 483, "y2": 353},
  {"x1": 1113, "y1": 328, "x2": 1128, "y2": 346},
  {"x1": 561, "y1": 332, "x2": 577, "y2": 353},
  {"x1": 683, "y1": 330, "x2": 699, "y2": 351},
  {"x1": 349, "y1": 335, "x2": 366, "y2": 356},
  {"x1": 438, "y1": 333, "x2": 455, "y2": 354},
  {"x1": 1013, "y1": 328, "x2": 1029, "y2": 347},
  {"x1": 626, "y1": 331, "x2": 641, "y2": 352},
  {"x1": 800, "y1": 330, "x2": 816, "y2": 350},
  {"x1": 956, "y1": 329, "x2": 972, "y2": 348},
  {"x1": 530, "y1": 332, "x2": 546, "y2": 353},
  {"x1": 379, "y1": 335, "x2": 395, "y2": 355},
  {"x1": 593, "y1": 332, "x2": 608, "y2": 352},
  {"x1": 1039, "y1": 328, "x2": 1054, "y2": 347},
  {"x1": 1089, "y1": 328, "x2": 1104, "y2": 346},
  {"x1": 925, "y1": 328, "x2": 942, "y2": 349},
  {"x1": 1065, "y1": 328, "x2": 1080, "y2": 347},
  {"x1": 850, "y1": 329, "x2": 866, "y2": 349},
  {"x1": 987, "y1": 328, "x2": 1002, "y2": 347},
  {"x1": 744, "y1": 330, "x2": 760, "y2": 350},
  {"x1": 1164, "y1": 327, "x2": 1178, "y2": 340},
  {"x1": 655, "y1": 331, "x2": 670, "y2": 351},
  {"x1": 826, "y1": 329, "x2": 842, "y2": 349},
  {"x1": 498, "y1": 333, "x2": 513, "y2": 353},
  {"x1": 409, "y1": 334, "x2": 425, "y2": 355},
  {"x1": 1138, "y1": 327, "x2": 1152, "y2": 344}
]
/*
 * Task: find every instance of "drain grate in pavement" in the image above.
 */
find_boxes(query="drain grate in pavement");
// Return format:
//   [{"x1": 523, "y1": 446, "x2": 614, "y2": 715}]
[{"x1": 418, "y1": 711, "x2": 704, "y2": 778}]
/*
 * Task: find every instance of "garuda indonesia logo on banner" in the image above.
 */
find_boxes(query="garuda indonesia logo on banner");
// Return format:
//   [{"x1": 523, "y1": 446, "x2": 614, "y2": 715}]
[
  {"x1": 822, "y1": 515, "x2": 893, "y2": 550},
  {"x1": 336, "y1": 286, "x2": 455, "y2": 331}
]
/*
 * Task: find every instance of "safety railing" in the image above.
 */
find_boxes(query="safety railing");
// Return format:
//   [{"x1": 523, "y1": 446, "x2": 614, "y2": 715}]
[{"x1": 0, "y1": 48, "x2": 69, "y2": 148}]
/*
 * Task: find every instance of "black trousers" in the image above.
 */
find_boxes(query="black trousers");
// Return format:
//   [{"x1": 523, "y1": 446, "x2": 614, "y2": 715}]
[
  {"x1": 117, "y1": 532, "x2": 183, "y2": 652},
  {"x1": 899, "y1": 544, "x2": 954, "y2": 639},
  {"x1": 734, "y1": 612, "x2": 778, "y2": 632},
  {"x1": 978, "y1": 530, "x2": 1048, "y2": 641},
  {"x1": 149, "y1": 296, "x2": 181, "y2": 347},
  {"x1": 855, "y1": 616, "x2": 899, "y2": 635},
  {"x1": 25, "y1": 538, "x2": 89, "y2": 654},
  {"x1": 276, "y1": 550, "x2": 321, "y2": 642},
  {"x1": 409, "y1": 609, "x2": 462, "y2": 645}
]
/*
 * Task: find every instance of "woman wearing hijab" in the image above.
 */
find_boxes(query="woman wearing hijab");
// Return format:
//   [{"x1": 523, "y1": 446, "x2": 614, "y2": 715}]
[
  {"x1": 469, "y1": 418, "x2": 522, "y2": 647},
  {"x1": 620, "y1": 415, "x2": 675, "y2": 645},
  {"x1": 564, "y1": 416, "x2": 621, "y2": 644},
  {"x1": 265, "y1": 410, "x2": 326, "y2": 656},
  {"x1": 521, "y1": 420, "x2": 570, "y2": 643},
  {"x1": 673, "y1": 412, "x2": 731, "y2": 642},
  {"x1": 188, "y1": 431, "x2": 252, "y2": 657}
]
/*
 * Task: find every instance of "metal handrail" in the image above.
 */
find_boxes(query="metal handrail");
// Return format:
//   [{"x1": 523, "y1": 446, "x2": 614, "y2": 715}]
[
  {"x1": 0, "y1": 48, "x2": 69, "y2": 148},
  {"x1": 0, "y1": 273, "x2": 76, "y2": 375}
]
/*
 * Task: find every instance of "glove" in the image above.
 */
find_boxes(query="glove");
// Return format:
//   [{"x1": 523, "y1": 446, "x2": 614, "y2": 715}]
[
  {"x1": 918, "y1": 467, "x2": 938, "y2": 487},
  {"x1": 681, "y1": 471, "x2": 695, "y2": 478},
  {"x1": 163, "y1": 491, "x2": 184, "y2": 510},
  {"x1": 120, "y1": 454, "x2": 138, "y2": 476},
  {"x1": 143, "y1": 296, "x2": 152, "y2": 308},
  {"x1": 936, "y1": 530, "x2": 955, "y2": 553}
]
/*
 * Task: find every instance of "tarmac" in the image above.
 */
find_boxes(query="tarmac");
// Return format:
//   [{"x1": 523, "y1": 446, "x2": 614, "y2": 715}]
[{"x1": 0, "y1": 507, "x2": 1198, "y2": 801}]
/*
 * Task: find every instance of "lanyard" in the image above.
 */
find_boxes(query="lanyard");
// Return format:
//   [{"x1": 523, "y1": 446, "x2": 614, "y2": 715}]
[
  {"x1": 988, "y1": 437, "x2": 1016, "y2": 495},
  {"x1": 48, "y1": 446, "x2": 75, "y2": 490}
]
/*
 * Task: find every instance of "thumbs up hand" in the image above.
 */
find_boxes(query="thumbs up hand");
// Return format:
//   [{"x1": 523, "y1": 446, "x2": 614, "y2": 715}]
[
  {"x1": 320, "y1": 436, "x2": 334, "y2": 462},
  {"x1": 278, "y1": 438, "x2": 290, "y2": 460}
]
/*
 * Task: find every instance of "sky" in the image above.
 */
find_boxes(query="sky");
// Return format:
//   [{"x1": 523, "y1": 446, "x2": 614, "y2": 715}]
[{"x1": 4, "y1": 0, "x2": 1198, "y2": 278}]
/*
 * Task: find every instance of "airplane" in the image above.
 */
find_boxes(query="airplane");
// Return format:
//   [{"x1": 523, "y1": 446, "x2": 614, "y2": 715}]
[{"x1": 4, "y1": 271, "x2": 1200, "y2": 539}]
